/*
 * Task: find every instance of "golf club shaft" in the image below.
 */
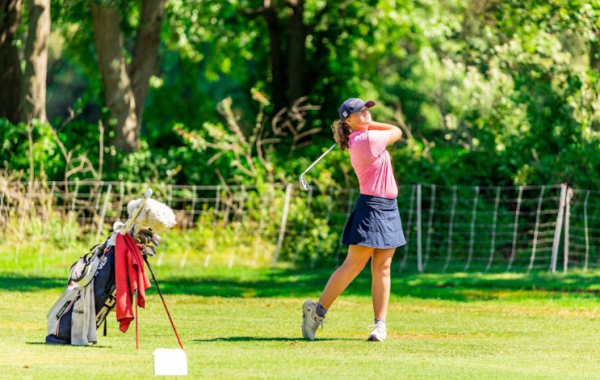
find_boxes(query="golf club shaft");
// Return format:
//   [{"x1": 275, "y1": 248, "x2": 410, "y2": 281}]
[{"x1": 301, "y1": 143, "x2": 337, "y2": 176}]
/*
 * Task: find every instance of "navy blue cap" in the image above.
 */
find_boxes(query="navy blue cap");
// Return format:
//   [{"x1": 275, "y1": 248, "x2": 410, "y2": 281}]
[{"x1": 339, "y1": 98, "x2": 376, "y2": 121}]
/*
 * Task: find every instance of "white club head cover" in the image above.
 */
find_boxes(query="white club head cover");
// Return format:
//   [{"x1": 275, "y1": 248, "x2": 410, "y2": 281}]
[{"x1": 127, "y1": 198, "x2": 177, "y2": 234}]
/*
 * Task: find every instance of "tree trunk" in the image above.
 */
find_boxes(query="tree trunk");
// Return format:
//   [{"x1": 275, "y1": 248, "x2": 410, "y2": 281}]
[
  {"x1": 0, "y1": 0, "x2": 23, "y2": 124},
  {"x1": 287, "y1": 0, "x2": 306, "y2": 105},
  {"x1": 263, "y1": 1, "x2": 286, "y2": 113},
  {"x1": 591, "y1": 39, "x2": 600, "y2": 73},
  {"x1": 21, "y1": 0, "x2": 50, "y2": 124},
  {"x1": 91, "y1": 3, "x2": 139, "y2": 153},
  {"x1": 129, "y1": 0, "x2": 166, "y2": 126}
]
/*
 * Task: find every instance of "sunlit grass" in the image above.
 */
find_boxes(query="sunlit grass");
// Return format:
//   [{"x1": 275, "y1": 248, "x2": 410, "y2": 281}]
[{"x1": 1, "y1": 242, "x2": 600, "y2": 378}]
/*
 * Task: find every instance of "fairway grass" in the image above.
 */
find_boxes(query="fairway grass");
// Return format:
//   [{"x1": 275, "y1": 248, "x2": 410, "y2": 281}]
[{"x1": 1, "y1": 246, "x2": 600, "y2": 378}]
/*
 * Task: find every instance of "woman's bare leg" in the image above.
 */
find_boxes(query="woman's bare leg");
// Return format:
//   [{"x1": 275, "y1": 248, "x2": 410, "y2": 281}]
[
  {"x1": 371, "y1": 248, "x2": 395, "y2": 320},
  {"x1": 318, "y1": 245, "x2": 374, "y2": 309}
]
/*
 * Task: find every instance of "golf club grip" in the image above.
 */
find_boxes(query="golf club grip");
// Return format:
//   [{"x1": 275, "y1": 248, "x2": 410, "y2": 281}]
[{"x1": 301, "y1": 143, "x2": 337, "y2": 175}]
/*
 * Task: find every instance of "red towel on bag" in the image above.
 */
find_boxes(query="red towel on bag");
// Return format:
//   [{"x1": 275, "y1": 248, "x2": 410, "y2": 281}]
[{"x1": 115, "y1": 233, "x2": 151, "y2": 333}]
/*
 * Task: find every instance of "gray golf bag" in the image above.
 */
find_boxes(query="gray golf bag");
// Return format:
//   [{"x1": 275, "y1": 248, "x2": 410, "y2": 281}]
[
  {"x1": 45, "y1": 227, "x2": 161, "y2": 345},
  {"x1": 45, "y1": 189, "x2": 173, "y2": 346}
]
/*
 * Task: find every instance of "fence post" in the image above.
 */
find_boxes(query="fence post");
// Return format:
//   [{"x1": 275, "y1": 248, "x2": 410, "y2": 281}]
[
  {"x1": 0, "y1": 181, "x2": 5, "y2": 211},
  {"x1": 485, "y1": 187, "x2": 501, "y2": 273},
  {"x1": 335, "y1": 189, "x2": 355, "y2": 266},
  {"x1": 253, "y1": 189, "x2": 272, "y2": 266},
  {"x1": 38, "y1": 181, "x2": 56, "y2": 267},
  {"x1": 417, "y1": 184, "x2": 423, "y2": 273},
  {"x1": 95, "y1": 184, "x2": 112, "y2": 243},
  {"x1": 399, "y1": 185, "x2": 416, "y2": 272},
  {"x1": 584, "y1": 190, "x2": 590, "y2": 273},
  {"x1": 528, "y1": 186, "x2": 546, "y2": 274},
  {"x1": 550, "y1": 184, "x2": 567, "y2": 274},
  {"x1": 0, "y1": 182, "x2": 5, "y2": 235},
  {"x1": 424, "y1": 184, "x2": 436, "y2": 269},
  {"x1": 117, "y1": 181, "x2": 125, "y2": 220},
  {"x1": 15, "y1": 183, "x2": 28, "y2": 264},
  {"x1": 563, "y1": 187, "x2": 573, "y2": 274},
  {"x1": 189, "y1": 185, "x2": 197, "y2": 229},
  {"x1": 228, "y1": 185, "x2": 246, "y2": 268},
  {"x1": 313, "y1": 187, "x2": 334, "y2": 267},
  {"x1": 47, "y1": 181, "x2": 56, "y2": 222},
  {"x1": 180, "y1": 220, "x2": 190, "y2": 268},
  {"x1": 273, "y1": 184, "x2": 292, "y2": 267},
  {"x1": 442, "y1": 186, "x2": 457, "y2": 273},
  {"x1": 292, "y1": 187, "x2": 313, "y2": 265},
  {"x1": 213, "y1": 186, "x2": 221, "y2": 226},
  {"x1": 465, "y1": 186, "x2": 479, "y2": 271},
  {"x1": 507, "y1": 186, "x2": 523, "y2": 272},
  {"x1": 71, "y1": 178, "x2": 79, "y2": 212}
]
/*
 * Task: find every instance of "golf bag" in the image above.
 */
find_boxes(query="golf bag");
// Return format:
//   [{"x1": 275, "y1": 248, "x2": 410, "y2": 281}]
[
  {"x1": 45, "y1": 189, "x2": 177, "y2": 346},
  {"x1": 45, "y1": 231, "x2": 118, "y2": 345},
  {"x1": 46, "y1": 226, "x2": 164, "y2": 345}
]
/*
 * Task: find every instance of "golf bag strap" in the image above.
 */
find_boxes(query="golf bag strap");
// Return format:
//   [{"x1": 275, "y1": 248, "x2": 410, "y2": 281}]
[{"x1": 103, "y1": 318, "x2": 107, "y2": 337}]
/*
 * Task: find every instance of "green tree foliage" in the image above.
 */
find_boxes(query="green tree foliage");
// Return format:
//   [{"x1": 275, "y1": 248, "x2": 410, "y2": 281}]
[{"x1": 1, "y1": 0, "x2": 600, "y2": 190}]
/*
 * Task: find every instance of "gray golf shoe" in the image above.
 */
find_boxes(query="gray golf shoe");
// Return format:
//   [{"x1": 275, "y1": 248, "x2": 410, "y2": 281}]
[
  {"x1": 368, "y1": 321, "x2": 386, "y2": 342},
  {"x1": 301, "y1": 300, "x2": 325, "y2": 340}
]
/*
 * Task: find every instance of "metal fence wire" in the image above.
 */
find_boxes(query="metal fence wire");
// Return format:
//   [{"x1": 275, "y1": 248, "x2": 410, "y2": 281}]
[{"x1": 0, "y1": 181, "x2": 596, "y2": 273}]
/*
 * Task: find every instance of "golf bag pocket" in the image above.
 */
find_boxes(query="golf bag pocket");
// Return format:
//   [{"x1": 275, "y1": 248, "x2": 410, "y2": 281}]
[
  {"x1": 69, "y1": 244, "x2": 103, "y2": 287},
  {"x1": 46, "y1": 287, "x2": 80, "y2": 343},
  {"x1": 46, "y1": 242, "x2": 117, "y2": 345},
  {"x1": 71, "y1": 283, "x2": 97, "y2": 345}
]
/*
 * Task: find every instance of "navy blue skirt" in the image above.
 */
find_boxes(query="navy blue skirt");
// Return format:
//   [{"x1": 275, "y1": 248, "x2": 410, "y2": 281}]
[{"x1": 342, "y1": 194, "x2": 406, "y2": 249}]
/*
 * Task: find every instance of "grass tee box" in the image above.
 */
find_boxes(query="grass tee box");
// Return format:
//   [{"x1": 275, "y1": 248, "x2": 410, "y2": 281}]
[{"x1": 2, "y1": 245, "x2": 600, "y2": 378}]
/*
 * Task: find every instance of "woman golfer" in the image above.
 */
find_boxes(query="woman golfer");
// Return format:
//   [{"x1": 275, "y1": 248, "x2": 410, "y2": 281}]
[{"x1": 302, "y1": 98, "x2": 405, "y2": 342}]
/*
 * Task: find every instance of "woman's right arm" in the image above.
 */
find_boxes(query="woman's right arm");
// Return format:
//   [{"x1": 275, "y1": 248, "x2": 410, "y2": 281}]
[{"x1": 368, "y1": 121, "x2": 402, "y2": 146}]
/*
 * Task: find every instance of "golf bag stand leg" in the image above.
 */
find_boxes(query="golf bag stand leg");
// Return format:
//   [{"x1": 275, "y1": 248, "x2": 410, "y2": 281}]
[{"x1": 143, "y1": 256, "x2": 185, "y2": 350}]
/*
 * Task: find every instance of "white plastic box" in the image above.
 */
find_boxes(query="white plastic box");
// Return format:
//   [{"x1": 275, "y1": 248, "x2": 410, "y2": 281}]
[{"x1": 154, "y1": 348, "x2": 188, "y2": 376}]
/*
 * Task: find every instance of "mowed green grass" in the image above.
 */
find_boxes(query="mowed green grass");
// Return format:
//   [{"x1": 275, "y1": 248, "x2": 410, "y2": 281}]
[{"x1": 1, "y1": 243, "x2": 600, "y2": 379}]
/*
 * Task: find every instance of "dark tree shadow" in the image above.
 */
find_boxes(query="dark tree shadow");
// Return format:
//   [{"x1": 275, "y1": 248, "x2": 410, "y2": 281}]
[
  {"x1": 25, "y1": 342, "x2": 112, "y2": 348},
  {"x1": 0, "y1": 276, "x2": 65, "y2": 292},
  {"x1": 192, "y1": 336, "x2": 356, "y2": 342},
  {"x1": 2, "y1": 265, "x2": 600, "y2": 302},
  {"x1": 147, "y1": 268, "x2": 600, "y2": 302}
]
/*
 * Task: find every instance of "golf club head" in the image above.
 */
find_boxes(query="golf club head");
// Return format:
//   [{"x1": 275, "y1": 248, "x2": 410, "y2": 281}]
[
  {"x1": 143, "y1": 245, "x2": 157, "y2": 258},
  {"x1": 151, "y1": 233, "x2": 162, "y2": 246},
  {"x1": 135, "y1": 227, "x2": 154, "y2": 245},
  {"x1": 299, "y1": 175, "x2": 310, "y2": 191},
  {"x1": 135, "y1": 233, "x2": 151, "y2": 245}
]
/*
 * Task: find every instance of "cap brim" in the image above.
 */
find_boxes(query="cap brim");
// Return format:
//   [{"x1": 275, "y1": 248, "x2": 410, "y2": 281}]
[{"x1": 365, "y1": 100, "x2": 376, "y2": 108}]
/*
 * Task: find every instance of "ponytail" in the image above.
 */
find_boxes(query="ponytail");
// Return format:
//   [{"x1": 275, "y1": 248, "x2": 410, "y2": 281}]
[{"x1": 331, "y1": 120, "x2": 351, "y2": 151}]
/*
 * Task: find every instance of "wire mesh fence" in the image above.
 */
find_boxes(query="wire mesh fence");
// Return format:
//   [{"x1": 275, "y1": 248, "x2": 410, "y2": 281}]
[
  {"x1": 397, "y1": 184, "x2": 566, "y2": 273},
  {"x1": 0, "y1": 180, "x2": 596, "y2": 273}
]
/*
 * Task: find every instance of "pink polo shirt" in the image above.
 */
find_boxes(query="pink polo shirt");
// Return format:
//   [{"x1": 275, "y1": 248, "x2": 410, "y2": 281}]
[{"x1": 348, "y1": 130, "x2": 398, "y2": 199}]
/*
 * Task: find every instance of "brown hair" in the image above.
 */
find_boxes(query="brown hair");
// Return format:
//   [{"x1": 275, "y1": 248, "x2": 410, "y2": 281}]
[{"x1": 332, "y1": 119, "x2": 351, "y2": 151}]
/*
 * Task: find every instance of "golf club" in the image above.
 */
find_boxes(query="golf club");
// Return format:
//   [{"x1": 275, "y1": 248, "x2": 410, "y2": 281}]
[{"x1": 299, "y1": 143, "x2": 337, "y2": 191}]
